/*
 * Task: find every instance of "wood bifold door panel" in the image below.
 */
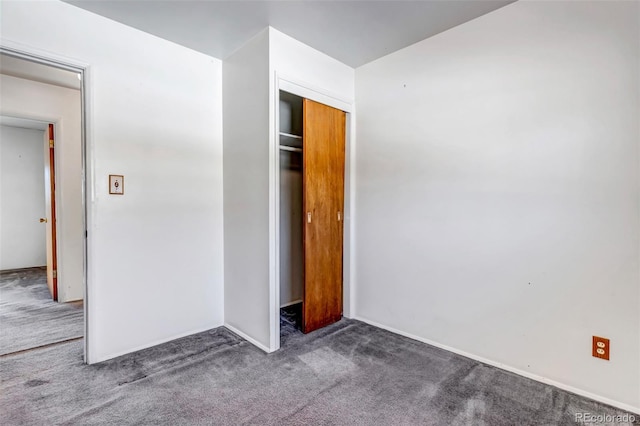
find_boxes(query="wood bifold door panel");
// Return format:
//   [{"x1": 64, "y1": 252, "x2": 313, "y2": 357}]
[{"x1": 302, "y1": 99, "x2": 346, "y2": 333}]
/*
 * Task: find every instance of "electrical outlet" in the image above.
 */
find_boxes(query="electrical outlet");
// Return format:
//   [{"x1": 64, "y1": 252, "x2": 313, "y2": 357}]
[{"x1": 592, "y1": 336, "x2": 610, "y2": 361}]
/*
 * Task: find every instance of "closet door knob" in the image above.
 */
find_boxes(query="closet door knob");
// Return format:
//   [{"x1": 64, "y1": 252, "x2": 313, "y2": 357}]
[
  {"x1": 39, "y1": 218, "x2": 47, "y2": 223},
  {"x1": 307, "y1": 212, "x2": 312, "y2": 223},
  {"x1": 337, "y1": 211, "x2": 341, "y2": 221}
]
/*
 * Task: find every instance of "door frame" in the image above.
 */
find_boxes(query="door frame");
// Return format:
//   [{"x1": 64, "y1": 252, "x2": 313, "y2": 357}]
[
  {"x1": 0, "y1": 115, "x2": 60, "y2": 297},
  {"x1": 271, "y1": 73, "x2": 355, "y2": 351},
  {"x1": 0, "y1": 44, "x2": 91, "y2": 363}
]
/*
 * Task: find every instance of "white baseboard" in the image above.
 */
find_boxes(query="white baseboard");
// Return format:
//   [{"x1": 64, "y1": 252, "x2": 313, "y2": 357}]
[
  {"x1": 89, "y1": 322, "x2": 223, "y2": 364},
  {"x1": 224, "y1": 323, "x2": 272, "y2": 353},
  {"x1": 355, "y1": 316, "x2": 640, "y2": 415},
  {"x1": 280, "y1": 299, "x2": 302, "y2": 308}
]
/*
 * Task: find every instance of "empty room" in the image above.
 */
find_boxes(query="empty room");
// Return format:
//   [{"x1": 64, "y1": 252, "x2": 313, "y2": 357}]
[{"x1": 0, "y1": 0, "x2": 638, "y2": 425}]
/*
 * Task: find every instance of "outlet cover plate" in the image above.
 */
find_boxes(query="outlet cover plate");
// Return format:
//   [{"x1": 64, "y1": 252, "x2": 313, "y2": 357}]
[{"x1": 592, "y1": 336, "x2": 610, "y2": 360}]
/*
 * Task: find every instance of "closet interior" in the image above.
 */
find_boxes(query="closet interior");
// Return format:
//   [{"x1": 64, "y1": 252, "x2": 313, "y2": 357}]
[
  {"x1": 279, "y1": 91, "x2": 304, "y2": 336},
  {"x1": 279, "y1": 90, "x2": 346, "y2": 340}
]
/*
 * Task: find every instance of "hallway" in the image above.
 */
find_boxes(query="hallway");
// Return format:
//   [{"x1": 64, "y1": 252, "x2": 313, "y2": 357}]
[{"x1": 0, "y1": 267, "x2": 83, "y2": 356}]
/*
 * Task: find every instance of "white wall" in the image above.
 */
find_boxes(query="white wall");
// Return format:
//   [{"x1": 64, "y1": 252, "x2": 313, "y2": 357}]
[
  {"x1": 355, "y1": 0, "x2": 639, "y2": 412},
  {"x1": 223, "y1": 28, "x2": 271, "y2": 350},
  {"x1": 0, "y1": 74, "x2": 83, "y2": 302},
  {"x1": 1, "y1": 0, "x2": 224, "y2": 363},
  {"x1": 0, "y1": 125, "x2": 46, "y2": 270},
  {"x1": 269, "y1": 28, "x2": 355, "y2": 103},
  {"x1": 279, "y1": 150, "x2": 303, "y2": 307}
]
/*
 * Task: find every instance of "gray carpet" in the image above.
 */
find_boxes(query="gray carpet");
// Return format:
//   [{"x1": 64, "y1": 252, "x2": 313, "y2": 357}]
[
  {"x1": 1, "y1": 317, "x2": 637, "y2": 425},
  {"x1": 0, "y1": 267, "x2": 83, "y2": 356}
]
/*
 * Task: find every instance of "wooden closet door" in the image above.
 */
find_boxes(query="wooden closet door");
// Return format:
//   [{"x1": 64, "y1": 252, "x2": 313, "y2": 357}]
[{"x1": 302, "y1": 99, "x2": 346, "y2": 333}]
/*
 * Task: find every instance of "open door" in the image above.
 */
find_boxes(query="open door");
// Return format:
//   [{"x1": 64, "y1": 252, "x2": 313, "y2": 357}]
[
  {"x1": 302, "y1": 99, "x2": 346, "y2": 333},
  {"x1": 43, "y1": 124, "x2": 58, "y2": 301}
]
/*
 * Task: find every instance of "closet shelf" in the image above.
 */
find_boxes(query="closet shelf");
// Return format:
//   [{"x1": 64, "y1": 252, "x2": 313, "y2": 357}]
[
  {"x1": 279, "y1": 145, "x2": 302, "y2": 153},
  {"x1": 280, "y1": 132, "x2": 303, "y2": 140}
]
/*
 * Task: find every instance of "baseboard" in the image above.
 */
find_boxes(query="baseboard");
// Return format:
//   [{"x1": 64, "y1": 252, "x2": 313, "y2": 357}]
[
  {"x1": 224, "y1": 323, "x2": 272, "y2": 353},
  {"x1": 280, "y1": 299, "x2": 302, "y2": 308},
  {"x1": 89, "y1": 323, "x2": 223, "y2": 364},
  {"x1": 59, "y1": 295, "x2": 83, "y2": 304},
  {"x1": 355, "y1": 316, "x2": 640, "y2": 415},
  {"x1": 0, "y1": 266, "x2": 46, "y2": 273}
]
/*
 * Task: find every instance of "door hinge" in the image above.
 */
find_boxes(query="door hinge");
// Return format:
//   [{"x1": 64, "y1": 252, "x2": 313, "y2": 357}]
[
  {"x1": 52, "y1": 270, "x2": 57, "y2": 279},
  {"x1": 49, "y1": 139, "x2": 54, "y2": 148}
]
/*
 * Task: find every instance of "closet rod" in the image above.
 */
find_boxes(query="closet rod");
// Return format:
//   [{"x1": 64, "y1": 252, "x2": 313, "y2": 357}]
[
  {"x1": 279, "y1": 132, "x2": 302, "y2": 140},
  {"x1": 279, "y1": 145, "x2": 302, "y2": 153}
]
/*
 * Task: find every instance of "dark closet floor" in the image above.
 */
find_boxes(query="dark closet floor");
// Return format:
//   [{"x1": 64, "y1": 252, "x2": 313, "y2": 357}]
[
  {"x1": 280, "y1": 302, "x2": 303, "y2": 345},
  {"x1": 0, "y1": 267, "x2": 83, "y2": 356},
  {"x1": 1, "y1": 313, "x2": 636, "y2": 425}
]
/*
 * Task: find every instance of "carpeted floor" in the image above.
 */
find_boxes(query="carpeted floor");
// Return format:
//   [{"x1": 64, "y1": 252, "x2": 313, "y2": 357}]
[
  {"x1": 1, "y1": 315, "x2": 637, "y2": 425},
  {"x1": 0, "y1": 267, "x2": 83, "y2": 356}
]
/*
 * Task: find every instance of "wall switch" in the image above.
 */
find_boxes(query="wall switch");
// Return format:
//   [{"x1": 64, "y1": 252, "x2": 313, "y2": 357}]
[
  {"x1": 592, "y1": 336, "x2": 610, "y2": 360},
  {"x1": 109, "y1": 175, "x2": 124, "y2": 195}
]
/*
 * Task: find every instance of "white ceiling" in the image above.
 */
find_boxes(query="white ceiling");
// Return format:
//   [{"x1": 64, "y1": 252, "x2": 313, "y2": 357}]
[
  {"x1": 63, "y1": 0, "x2": 514, "y2": 67},
  {"x1": 0, "y1": 54, "x2": 81, "y2": 90}
]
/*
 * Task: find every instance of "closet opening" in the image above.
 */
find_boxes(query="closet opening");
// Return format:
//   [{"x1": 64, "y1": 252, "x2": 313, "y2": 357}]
[
  {"x1": 279, "y1": 91, "x2": 304, "y2": 344},
  {"x1": 278, "y1": 90, "x2": 346, "y2": 346}
]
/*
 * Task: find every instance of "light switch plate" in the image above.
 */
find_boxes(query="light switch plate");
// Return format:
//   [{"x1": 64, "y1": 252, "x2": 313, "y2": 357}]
[{"x1": 109, "y1": 175, "x2": 124, "y2": 195}]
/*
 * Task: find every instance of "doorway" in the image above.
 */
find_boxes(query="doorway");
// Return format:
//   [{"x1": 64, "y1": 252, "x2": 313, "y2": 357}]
[
  {"x1": 275, "y1": 81, "x2": 353, "y2": 349},
  {"x1": 0, "y1": 49, "x2": 88, "y2": 359}
]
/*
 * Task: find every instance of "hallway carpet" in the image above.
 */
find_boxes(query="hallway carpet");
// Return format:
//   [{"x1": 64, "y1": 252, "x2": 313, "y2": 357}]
[
  {"x1": 0, "y1": 267, "x2": 83, "y2": 356},
  {"x1": 1, "y1": 318, "x2": 637, "y2": 425}
]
